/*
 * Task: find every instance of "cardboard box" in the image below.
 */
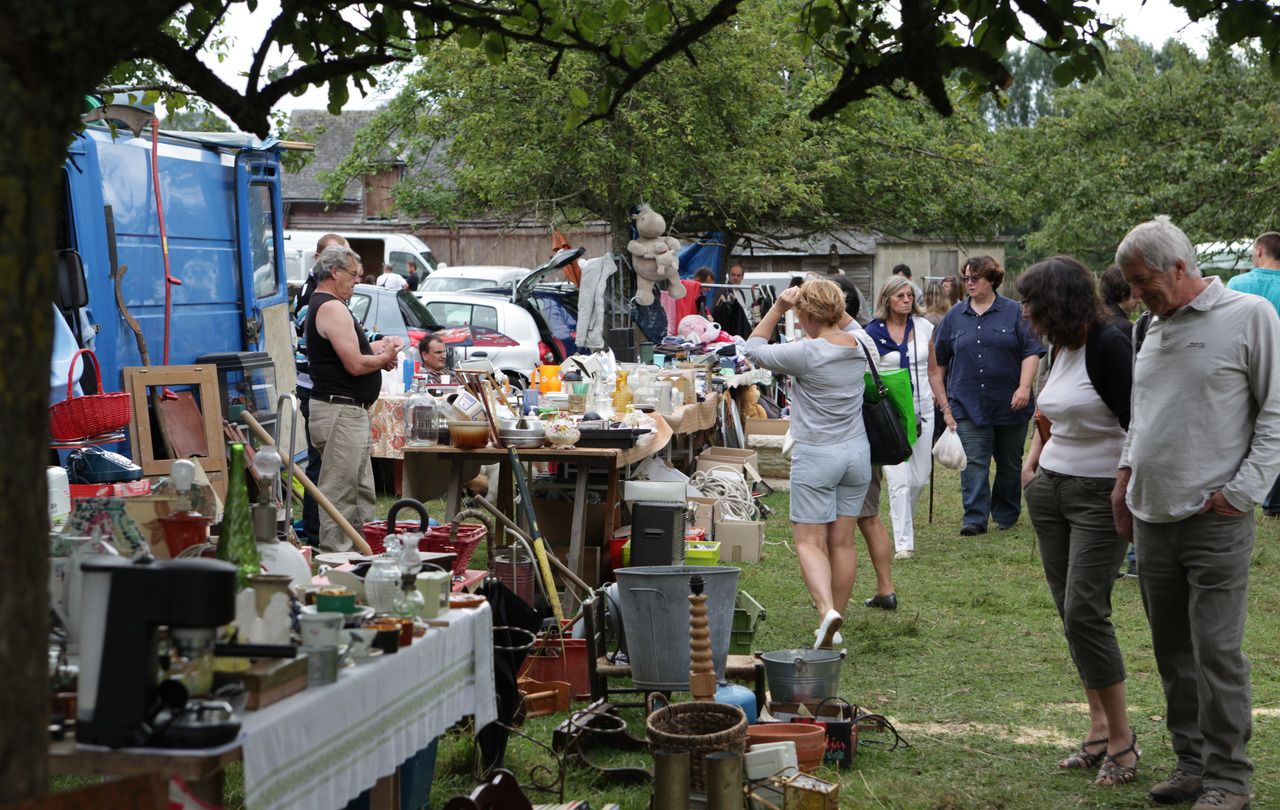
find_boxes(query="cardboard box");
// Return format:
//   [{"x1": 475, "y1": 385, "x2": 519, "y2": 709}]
[
  {"x1": 689, "y1": 496, "x2": 720, "y2": 540},
  {"x1": 716, "y1": 518, "x2": 765, "y2": 563},
  {"x1": 744, "y1": 417, "x2": 790, "y2": 436},
  {"x1": 532, "y1": 498, "x2": 607, "y2": 547},
  {"x1": 550, "y1": 544, "x2": 602, "y2": 587},
  {"x1": 696, "y1": 446, "x2": 761, "y2": 482}
]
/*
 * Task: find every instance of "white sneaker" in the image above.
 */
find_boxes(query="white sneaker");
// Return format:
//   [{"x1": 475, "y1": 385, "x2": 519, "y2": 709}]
[
  {"x1": 895, "y1": 550, "x2": 914, "y2": 560},
  {"x1": 814, "y1": 609, "x2": 843, "y2": 649}
]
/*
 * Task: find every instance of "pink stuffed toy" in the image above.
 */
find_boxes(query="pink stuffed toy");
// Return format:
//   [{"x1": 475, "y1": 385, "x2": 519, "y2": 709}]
[{"x1": 677, "y1": 314, "x2": 721, "y2": 344}]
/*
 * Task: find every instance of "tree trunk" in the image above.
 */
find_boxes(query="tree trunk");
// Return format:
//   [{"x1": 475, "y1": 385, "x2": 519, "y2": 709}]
[{"x1": 0, "y1": 116, "x2": 67, "y2": 802}]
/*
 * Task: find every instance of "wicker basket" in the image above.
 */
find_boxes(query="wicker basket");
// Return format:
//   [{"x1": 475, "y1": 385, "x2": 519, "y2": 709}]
[
  {"x1": 49, "y1": 349, "x2": 132, "y2": 442},
  {"x1": 361, "y1": 520, "x2": 485, "y2": 575},
  {"x1": 646, "y1": 694, "x2": 748, "y2": 792}
]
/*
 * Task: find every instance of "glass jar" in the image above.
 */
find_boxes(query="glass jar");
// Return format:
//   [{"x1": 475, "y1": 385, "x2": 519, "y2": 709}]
[
  {"x1": 394, "y1": 573, "x2": 425, "y2": 619},
  {"x1": 404, "y1": 377, "x2": 441, "y2": 447},
  {"x1": 364, "y1": 558, "x2": 404, "y2": 614}
]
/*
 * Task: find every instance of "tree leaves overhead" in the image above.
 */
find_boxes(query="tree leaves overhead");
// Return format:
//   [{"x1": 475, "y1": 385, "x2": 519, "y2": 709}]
[
  {"x1": 321, "y1": 0, "x2": 1013, "y2": 251},
  {"x1": 1000, "y1": 38, "x2": 1280, "y2": 269}
]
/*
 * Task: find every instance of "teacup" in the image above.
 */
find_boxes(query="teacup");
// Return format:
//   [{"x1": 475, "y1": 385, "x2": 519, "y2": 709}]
[
  {"x1": 346, "y1": 627, "x2": 379, "y2": 659},
  {"x1": 299, "y1": 611, "x2": 343, "y2": 648}
]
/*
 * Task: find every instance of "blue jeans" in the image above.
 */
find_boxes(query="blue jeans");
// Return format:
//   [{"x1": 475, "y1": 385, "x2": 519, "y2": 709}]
[{"x1": 955, "y1": 418, "x2": 1029, "y2": 529}]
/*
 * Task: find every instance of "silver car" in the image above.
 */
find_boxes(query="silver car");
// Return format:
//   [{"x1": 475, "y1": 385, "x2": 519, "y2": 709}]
[{"x1": 413, "y1": 291, "x2": 543, "y2": 385}]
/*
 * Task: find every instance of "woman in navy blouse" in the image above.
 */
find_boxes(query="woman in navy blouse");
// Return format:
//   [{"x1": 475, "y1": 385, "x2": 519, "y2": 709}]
[{"x1": 929, "y1": 256, "x2": 1044, "y2": 535}]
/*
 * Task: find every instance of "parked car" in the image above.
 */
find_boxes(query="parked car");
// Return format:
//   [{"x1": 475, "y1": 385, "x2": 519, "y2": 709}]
[
  {"x1": 413, "y1": 292, "x2": 545, "y2": 383},
  {"x1": 347, "y1": 283, "x2": 440, "y2": 349},
  {"x1": 418, "y1": 265, "x2": 530, "y2": 294}
]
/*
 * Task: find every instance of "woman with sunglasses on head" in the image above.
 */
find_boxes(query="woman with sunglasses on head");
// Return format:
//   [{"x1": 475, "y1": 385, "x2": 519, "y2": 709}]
[
  {"x1": 865, "y1": 276, "x2": 937, "y2": 562},
  {"x1": 929, "y1": 256, "x2": 1045, "y2": 536},
  {"x1": 1017, "y1": 257, "x2": 1138, "y2": 786}
]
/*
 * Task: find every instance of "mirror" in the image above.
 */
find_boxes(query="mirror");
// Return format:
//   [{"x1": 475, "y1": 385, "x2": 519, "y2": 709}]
[{"x1": 55, "y1": 250, "x2": 89, "y2": 311}]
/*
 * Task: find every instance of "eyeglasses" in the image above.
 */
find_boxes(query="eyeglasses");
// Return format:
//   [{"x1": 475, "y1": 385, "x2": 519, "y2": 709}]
[{"x1": 962, "y1": 275, "x2": 984, "y2": 283}]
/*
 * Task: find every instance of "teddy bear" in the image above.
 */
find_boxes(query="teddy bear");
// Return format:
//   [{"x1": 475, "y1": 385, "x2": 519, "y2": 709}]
[
  {"x1": 677, "y1": 314, "x2": 721, "y2": 345},
  {"x1": 627, "y1": 204, "x2": 683, "y2": 306},
  {"x1": 735, "y1": 384, "x2": 768, "y2": 420}
]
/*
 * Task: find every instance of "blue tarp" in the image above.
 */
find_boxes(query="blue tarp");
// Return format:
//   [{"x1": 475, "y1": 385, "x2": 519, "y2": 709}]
[{"x1": 678, "y1": 232, "x2": 726, "y2": 314}]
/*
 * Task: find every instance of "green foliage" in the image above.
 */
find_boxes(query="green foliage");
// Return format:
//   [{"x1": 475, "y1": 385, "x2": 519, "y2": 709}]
[
  {"x1": 1002, "y1": 38, "x2": 1280, "y2": 269},
  {"x1": 324, "y1": 1, "x2": 1014, "y2": 249}
]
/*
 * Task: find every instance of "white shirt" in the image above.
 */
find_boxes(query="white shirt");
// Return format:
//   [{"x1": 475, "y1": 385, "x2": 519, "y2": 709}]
[
  {"x1": 872, "y1": 316, "x2": 934, "y2": 417},
  {"x1": 376, "y1": 273, "x2": 408, "y2": 292},
  {"x1": 1038, "y1": 344, "x2": 1126, "y2": 479}
]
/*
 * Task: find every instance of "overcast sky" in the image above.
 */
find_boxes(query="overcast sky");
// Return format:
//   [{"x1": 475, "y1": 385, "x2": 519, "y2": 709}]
[{"x1": 209, "y1": 0, "x2": 1216, "y2": 118}]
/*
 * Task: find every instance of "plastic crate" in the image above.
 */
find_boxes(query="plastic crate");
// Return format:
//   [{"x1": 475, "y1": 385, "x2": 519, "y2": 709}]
[
  {"x1": 733, "y1": 590, "x2": 766, "y2": 632},
  {"x1": 729, "y1": 590, "x2": 767, "y2": 655},
  {"x1": 685, "y1": 541, "x2": 721, "y2": 566}
]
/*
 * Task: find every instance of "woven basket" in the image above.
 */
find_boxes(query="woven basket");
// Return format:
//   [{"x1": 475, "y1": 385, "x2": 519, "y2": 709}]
[
  {"x1": 49, "y1": 349, "x2": 132, "y2": 442},
  {"x1": 361, "y1": 520, "x2": 485, "y2": 575},
  {"x1": 646, "y1": 694, "x2": 747, "y2": 792}
]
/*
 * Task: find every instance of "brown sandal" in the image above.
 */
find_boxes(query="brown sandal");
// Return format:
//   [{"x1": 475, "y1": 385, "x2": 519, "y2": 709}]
[
  {"x1": 1058, "y1": 737, "x2": 1108, "y2": 770},
  {"x1": 1095, "y1": 733, "x2": 1140, "y2": 786}
]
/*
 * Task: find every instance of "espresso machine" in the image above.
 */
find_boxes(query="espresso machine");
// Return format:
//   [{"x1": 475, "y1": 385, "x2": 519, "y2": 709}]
[{"x1": 76, "y1": 555, "x2": 239, "y2": 748}]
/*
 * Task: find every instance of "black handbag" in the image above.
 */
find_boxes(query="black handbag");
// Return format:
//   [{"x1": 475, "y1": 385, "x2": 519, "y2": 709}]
[{"x1": 860, "y1": 344, "x2": 913, "y2": 465}]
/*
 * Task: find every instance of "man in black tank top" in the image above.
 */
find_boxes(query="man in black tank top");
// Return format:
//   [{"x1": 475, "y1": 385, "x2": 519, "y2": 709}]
[{"x1": 305, "y1": 245, "x2": 403, "y2": 551}]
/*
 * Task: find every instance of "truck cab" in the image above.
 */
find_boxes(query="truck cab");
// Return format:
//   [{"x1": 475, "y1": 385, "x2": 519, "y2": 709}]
[{"x1": 53, "y1": 116, "x2": 295, "y2": 453}]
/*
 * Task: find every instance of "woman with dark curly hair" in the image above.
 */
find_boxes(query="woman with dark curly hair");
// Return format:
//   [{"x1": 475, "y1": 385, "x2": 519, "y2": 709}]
[
  {"x1": 1017, "y1": 257, "x2": 1139, "y2": 787},
  {"x1": 1100, "y1": 265, "x2": 1140, "y2": 337}
]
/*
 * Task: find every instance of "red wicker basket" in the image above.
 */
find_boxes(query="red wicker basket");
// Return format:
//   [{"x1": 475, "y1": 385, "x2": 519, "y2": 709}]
[
  {"x1": 49, "y1": 350, "x2": 133, "y2": 442},
  {"x1": 360, "y1": 520, "x2": 486, "y2": 575}
]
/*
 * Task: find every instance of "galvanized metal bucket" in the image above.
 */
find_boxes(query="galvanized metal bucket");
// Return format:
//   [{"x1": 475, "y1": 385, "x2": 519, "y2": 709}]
[{"x1": 761, "y1": 648, "x2": 845, "y2": 704}]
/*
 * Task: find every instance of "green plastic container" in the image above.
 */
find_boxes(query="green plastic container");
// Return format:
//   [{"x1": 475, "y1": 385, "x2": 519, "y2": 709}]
[
  {"x1": 729, "y1": 590, "x2": 767, "y2": 655},
  {"x1": 685, "y1": 541, "x2": 721, "y2": 566}
]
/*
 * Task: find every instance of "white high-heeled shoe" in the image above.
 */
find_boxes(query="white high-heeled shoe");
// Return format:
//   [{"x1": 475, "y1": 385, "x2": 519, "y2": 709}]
[{"x1": 814, "y1": 609, "x2": 843, "y2": 649}]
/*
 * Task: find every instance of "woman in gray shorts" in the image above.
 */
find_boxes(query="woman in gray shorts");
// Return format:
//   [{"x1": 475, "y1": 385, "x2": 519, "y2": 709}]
[{"x1": 743, "y1": 279, "x2": 871, "y2": 649}]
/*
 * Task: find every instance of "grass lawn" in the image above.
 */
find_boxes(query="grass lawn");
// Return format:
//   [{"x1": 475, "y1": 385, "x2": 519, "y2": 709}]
[
  {"x1": 424, "y1": 464, "x2": 1280, "y2": 809},
  {"x1": 53, "y1": 466, "x2": 1280, "y2": 808}
]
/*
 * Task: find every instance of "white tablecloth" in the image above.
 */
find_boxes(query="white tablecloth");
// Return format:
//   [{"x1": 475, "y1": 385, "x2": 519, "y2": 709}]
[{"x1": 241, "y1": 605, "x2": 495, "y2": 810}]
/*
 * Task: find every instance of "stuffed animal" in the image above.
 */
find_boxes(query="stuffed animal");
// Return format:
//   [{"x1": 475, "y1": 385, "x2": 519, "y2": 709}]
[
  {"x1": 737, "y1": 385, "x2": 768, "y2": 420},
  {"x1": 677, "y1": 314, "x2": 721, "y2": 345},
  {"x1": 627, "y1": 204, "x2": 683, "y2": 306}
]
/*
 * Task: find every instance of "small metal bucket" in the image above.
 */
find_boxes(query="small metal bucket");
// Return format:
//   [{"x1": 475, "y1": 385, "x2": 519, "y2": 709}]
[{"x1": 761, "y1": 648, "x2": 845, "y2": 704}]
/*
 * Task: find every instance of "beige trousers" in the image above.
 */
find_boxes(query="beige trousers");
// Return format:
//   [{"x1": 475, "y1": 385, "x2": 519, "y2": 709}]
[{"x1": 309, "y1": 400, "x2": 375, "y2": 552}]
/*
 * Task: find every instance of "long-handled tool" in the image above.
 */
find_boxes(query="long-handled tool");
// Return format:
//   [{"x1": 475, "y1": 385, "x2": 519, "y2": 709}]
[
  {"x1": 472, "y1": 494, "x2": 592, "y2": 597},
  {"x1": 506, "y1": 447, "x2": 564, "y2": 625},
  {"x1": 239, "y1": 410, "x2": 373, "y2": 555}
]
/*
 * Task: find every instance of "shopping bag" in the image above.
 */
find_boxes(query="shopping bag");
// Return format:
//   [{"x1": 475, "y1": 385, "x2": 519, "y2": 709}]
[
  {"x1": 862, "y1": 366, "x2": 916, "y2": 446},
  {"x1": 932, "y1": 427, "x2": 968, "y2": 470}
]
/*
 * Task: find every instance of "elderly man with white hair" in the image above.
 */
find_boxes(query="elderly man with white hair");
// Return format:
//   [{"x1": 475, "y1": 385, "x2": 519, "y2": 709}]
[{"x1": 1112, "y1": 216, "x2": 1280, "y2": 810}]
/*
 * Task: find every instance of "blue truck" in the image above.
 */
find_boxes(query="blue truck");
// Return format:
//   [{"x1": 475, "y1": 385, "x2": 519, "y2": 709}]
[{"x1": 52, "y1": 111, "x2": 297, "y2": 455}]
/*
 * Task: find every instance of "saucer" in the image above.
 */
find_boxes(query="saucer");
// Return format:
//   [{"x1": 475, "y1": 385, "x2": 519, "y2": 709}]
[
  {"x1": 315, "y1": 551, "x2": 371, "y2": 566},
  {"x1": 350, "y1": 649, "x2": 384, "y2": 665},
  {"x1": 302, "y1": 604, "x2": 374, "y2": 627}
]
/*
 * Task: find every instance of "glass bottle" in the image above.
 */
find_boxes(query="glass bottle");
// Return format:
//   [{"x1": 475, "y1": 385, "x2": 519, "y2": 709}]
[
  {"x1": 404, "y1": 376, "x2": 440, "y2": 447},
  {"x1": 394, "y1": 572, "x2": 425, "y2": 619},
  {"x1": 217, "y1": 443, "x2": 260, "y2": 592},
  {"x1": 611, "y1": 370, "x2": 633, "y2": 414},
  {"x1": 365, "y1": 557, "x2": 403, "y2": 614}
]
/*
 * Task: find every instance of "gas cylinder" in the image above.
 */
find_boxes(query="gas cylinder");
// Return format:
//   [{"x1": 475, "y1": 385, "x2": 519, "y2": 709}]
[{"x1": 715, "y1": 681, "x2": 758, "y2": 724}]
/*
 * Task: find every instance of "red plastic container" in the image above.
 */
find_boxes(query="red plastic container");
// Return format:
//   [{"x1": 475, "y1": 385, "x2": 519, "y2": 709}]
[{"x1": 518, "y1": 632, "x2": 591, "y2": 700}]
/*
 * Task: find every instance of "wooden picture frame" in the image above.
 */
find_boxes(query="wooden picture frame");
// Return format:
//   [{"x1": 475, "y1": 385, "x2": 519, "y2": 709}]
[{"x1": 122, "y1": 364, "x2": 228, "y2": 500}]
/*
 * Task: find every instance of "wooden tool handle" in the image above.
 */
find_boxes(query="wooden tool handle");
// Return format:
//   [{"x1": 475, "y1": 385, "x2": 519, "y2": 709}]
[{"x1": 239, "y1": 411, "x2": 373, "y2": 556}]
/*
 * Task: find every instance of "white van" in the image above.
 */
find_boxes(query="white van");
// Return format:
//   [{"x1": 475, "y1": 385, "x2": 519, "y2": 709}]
[{"x1": 282, "y1": 229, "x2": 438, "y2": 287}]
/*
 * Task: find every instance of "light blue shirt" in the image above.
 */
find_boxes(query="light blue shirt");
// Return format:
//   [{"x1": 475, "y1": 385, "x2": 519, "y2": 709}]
[{"x1": 1226, "y1": 266, "x2": 1280, "y2": 314}]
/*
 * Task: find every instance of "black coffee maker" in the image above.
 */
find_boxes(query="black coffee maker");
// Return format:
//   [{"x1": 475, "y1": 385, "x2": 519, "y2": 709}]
[{"x1": 76, "y1": 555, "x2": 238, "y2": 748}]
